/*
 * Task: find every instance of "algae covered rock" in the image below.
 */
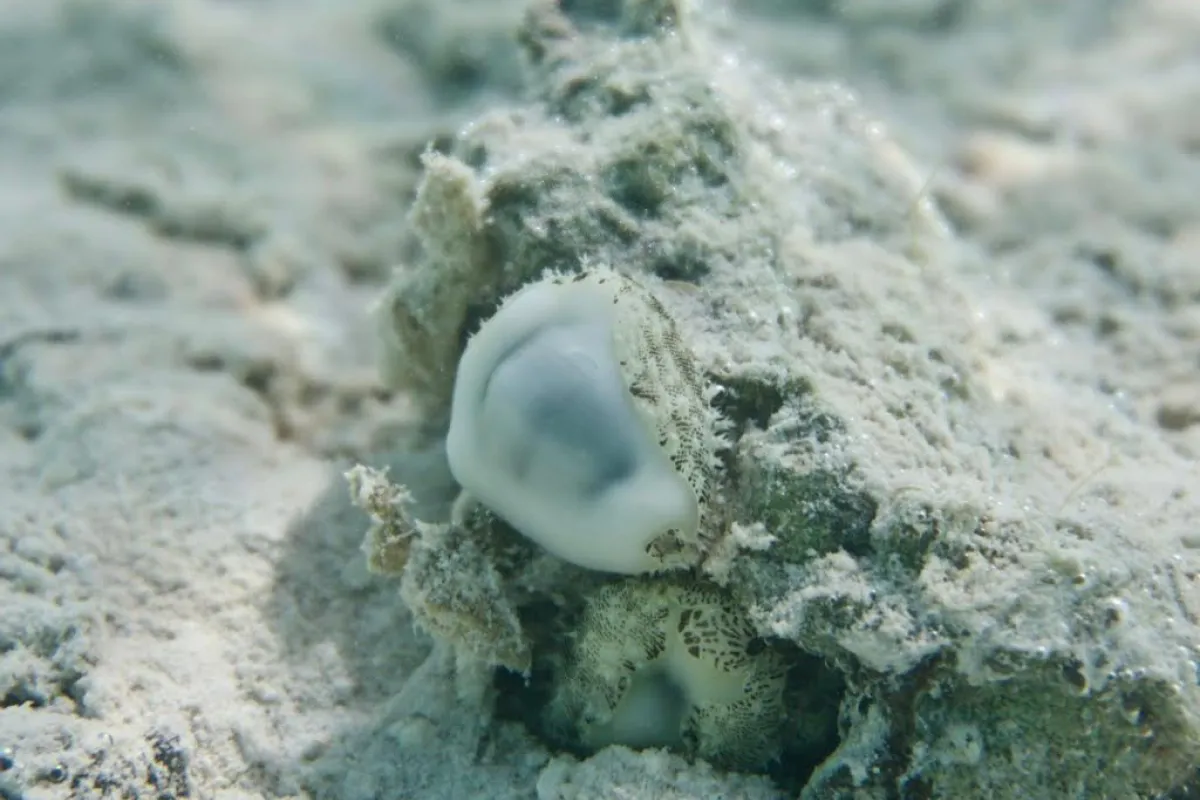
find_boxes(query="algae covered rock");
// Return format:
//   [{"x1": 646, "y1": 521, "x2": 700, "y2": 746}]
[{"x1": 356, "y1": 0, "x2": 1200, "y2": 796}]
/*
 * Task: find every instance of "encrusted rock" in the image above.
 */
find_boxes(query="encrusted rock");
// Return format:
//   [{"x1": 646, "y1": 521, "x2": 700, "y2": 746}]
[{"x1": 358, "y1": 0, "x2": 1200, "y2": 796}]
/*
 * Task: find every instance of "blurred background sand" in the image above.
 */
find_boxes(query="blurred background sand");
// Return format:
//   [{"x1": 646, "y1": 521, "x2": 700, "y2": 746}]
[{"x1": 1, "y1": 1, "x2": 1197, "y2": 797}]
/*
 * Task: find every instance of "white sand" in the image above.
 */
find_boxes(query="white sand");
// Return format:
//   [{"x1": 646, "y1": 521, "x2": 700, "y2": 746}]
[{"x1": 1, "y1": 1, "x2": 1197, "y2": 798}]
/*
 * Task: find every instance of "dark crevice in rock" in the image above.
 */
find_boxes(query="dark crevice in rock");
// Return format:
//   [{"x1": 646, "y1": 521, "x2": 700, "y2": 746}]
[
  {"x1": 709, "y1": 374, "x2": 796, "y2": 434},
  {"x1": 769, "y1": 646, "x2": 845, "y2": 793}
]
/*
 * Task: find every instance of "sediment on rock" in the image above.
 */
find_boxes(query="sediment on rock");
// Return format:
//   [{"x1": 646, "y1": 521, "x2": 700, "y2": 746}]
[{"x1": 367, "y1": 1, "x2": 1200, "y2": 797}]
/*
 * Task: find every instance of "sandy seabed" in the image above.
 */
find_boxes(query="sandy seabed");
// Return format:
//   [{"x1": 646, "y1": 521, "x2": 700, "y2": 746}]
[{"x1": 2, "y1": 1, "x2": 1199, "y2": 798}]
